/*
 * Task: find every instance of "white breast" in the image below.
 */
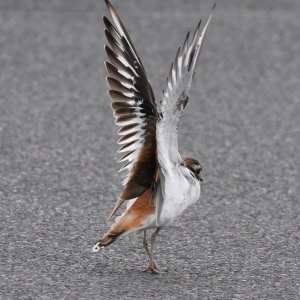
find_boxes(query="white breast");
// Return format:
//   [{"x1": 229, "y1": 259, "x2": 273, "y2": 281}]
[{"x1": 159, "y1": 166, "x2": 201, "y2": 226}]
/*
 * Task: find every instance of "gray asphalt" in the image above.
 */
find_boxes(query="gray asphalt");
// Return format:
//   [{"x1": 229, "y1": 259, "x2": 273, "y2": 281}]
[{"x1": 1, "y1": 0, "x2": 300, "y2": 299}]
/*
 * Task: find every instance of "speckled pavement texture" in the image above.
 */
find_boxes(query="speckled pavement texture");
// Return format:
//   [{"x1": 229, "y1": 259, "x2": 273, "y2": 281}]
[{"x1": 0, "y1": 0, "x2": 300, "y2": 299}]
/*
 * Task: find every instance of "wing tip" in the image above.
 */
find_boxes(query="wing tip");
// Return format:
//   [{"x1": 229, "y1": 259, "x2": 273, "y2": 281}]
[
  {"x1": 102, "y1": 15, "x2": 108, "y2": 23},
  {"x1": 205, "y1": 2, "x2": 216, "y2": 27},
  {"x1": 196, "y1": 19, "x2": 202, "y2": 31},
  {"x1": 104, "y1": 0, "x2": 111, "y2": 8},
  {"x1": 105, "y1": 0, "x2": 119, "y2": 21}
]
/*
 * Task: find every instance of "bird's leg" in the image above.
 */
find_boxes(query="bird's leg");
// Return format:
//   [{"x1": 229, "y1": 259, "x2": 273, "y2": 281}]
[
  {"x1": 143, "y1": 230, "x2": 151, "y2": 262},
  {"x1": 150, "y1": 228, "x2": 168, "y2": 272},
  {"x1": 143, "y1": 228, "x2": 167, "y2": 273},
  {"x1": 143, "y1": 230, "x2": 157, "y2": 273}
]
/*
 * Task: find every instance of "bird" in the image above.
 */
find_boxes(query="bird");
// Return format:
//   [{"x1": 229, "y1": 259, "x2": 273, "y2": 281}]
[{"x1": 93, "y1": 0, "x2": 215, "y2": 273}]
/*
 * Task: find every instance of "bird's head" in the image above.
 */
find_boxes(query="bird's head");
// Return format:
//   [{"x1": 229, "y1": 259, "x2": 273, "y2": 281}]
[{"x1": 182, "y1": 157, "x2": 203, "y2": 181}]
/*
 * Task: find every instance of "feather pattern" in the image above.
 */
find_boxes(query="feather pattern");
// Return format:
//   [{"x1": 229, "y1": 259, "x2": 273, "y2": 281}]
[
  {"x1": 104, "y1": 0, "x2": 158, "y2": 221},
  {"x1": 157, "y1": 5, "x2": 215, "y2": 170},
  {"x1": 94, "y1": 1, "x2": 215, "y2": 263},
  {"x1": 155, "y1": 5, "x2": 215, "y2": 224}
]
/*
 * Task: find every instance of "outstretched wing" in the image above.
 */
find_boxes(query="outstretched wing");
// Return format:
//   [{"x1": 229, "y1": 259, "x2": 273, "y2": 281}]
[
  {"x1": 103, "y1": 0, "x2": 157, "y2": 221},
  {"x1": 156, "y1": 5, "x2": 215, "y2": 171}
]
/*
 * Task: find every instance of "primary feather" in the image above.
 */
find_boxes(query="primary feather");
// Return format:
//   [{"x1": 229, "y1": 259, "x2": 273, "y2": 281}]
[
  {"x1": 157, "y1": 4, "x2": 216, "y2": 171},
  {"x1": 103, "y1": 0, "x2": 158, "y2": 221}
]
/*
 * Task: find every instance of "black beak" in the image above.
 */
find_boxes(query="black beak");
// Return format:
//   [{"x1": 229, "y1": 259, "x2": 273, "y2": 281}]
[{"x1": 198, "y1": 171, "x2": 203, "y2": 182}]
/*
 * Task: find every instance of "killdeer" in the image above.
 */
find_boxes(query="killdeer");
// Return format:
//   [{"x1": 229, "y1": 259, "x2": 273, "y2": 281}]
[{"x1": 93, "y1": 0, "x2": 215, "y2": 273}]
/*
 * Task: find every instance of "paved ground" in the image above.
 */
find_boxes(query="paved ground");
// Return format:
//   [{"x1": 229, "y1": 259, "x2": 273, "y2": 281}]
[{"x1": 1, "y1": 0, "x2": 299, "y2": 299}]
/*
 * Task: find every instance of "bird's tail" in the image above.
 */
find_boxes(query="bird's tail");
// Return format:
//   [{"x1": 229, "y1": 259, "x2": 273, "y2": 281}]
[
  {"x1": 92, "y1": 228, "x2": 124, "y2": 252},
  {"x1": 92, "y1": 189, "x2": 155, "y2": 253}
]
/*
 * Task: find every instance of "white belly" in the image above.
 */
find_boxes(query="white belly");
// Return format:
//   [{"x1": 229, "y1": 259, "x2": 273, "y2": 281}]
[{"x1": 159, "y1": 166, "x2": 201, "y2": 226}]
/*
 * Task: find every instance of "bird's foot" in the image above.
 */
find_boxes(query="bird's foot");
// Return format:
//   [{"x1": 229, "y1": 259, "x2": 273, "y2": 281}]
[
  {"x1": 143, "y1": 263, "x2": 168, "y2": 274},
  {"x1": 143, "y1": 266, "x2": 160, "y2": 274},
  {"x1": 154, "y1": 266, "x2": 168, "y2": 273},
  {"x1": 153, "y1": 261, "x2": 168, "y2": 273}
]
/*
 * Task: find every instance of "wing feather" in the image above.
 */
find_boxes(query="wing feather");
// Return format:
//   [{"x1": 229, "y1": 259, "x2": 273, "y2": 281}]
[
  {"x1": 155, "y1": 5, "x2": 215, "y2": 225},
  {"x1": 105, "y1": 62, "x2": 133, "y2": 86},
  {"x1": 157, "y1": 5, "x2": 215, "y2": 170},
  {"x1": 103, "y1": 0, "x2": 158, "y2": 221}
]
